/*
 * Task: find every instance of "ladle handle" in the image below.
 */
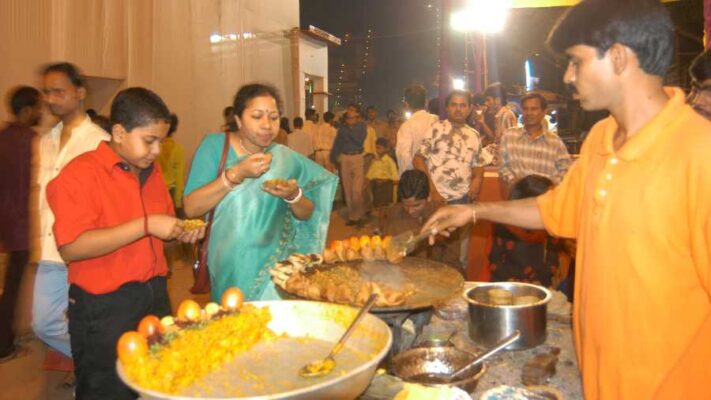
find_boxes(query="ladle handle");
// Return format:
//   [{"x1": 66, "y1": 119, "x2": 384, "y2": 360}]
[
  {"x1": 327, "y1": 294, "x2": 379, "y2": 358},
  {"x1": 449, "y1": 330, "x2": 521, "y2": 381}
]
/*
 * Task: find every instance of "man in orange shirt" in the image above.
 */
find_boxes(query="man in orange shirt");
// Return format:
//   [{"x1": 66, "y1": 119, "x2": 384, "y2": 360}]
[
  {"x1": 47, "y1": 88, "x2": 204, "y2": 399},
  {"x1": 423, "y1": 1, "x2": 711, "y2": 399}
]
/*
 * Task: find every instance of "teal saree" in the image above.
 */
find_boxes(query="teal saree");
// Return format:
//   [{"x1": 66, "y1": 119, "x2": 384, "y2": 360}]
[{"x1": 185, "y1": 133, "x2": 338, "y2": 301}]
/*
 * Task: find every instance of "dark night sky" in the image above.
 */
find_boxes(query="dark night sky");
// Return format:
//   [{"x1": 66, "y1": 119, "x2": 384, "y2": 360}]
[{"x1": 300, "y1": 0, "x2": 704, "y2": 114}]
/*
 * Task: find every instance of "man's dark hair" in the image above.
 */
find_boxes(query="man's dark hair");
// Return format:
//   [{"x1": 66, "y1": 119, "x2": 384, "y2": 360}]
[
  {"x1": 233, "y1": 83, "x2": 283, "y2": 119},
  {"x1": 9, "y1": 86, "x2": 40, "y2": 116},
  {"x1": 86, "y1": 108, "x2": 98, "y2": 119},
  {"x1": 293, "y1": 117, "x2": 304, "y2": 129},
  {"x1": 446, "y1": 90, "x2": 472, "y2": 106},
  {"x1": 547, "y1": 0, "x2": 673, "y2": 77},
  {"x1": 305, "y1": 108, "x2": 317, "y2": 119},
  {"x1": 472, "y1": 92, "x2": 486, "y2": 106},
  {"x1": 366, "y1": 105, "x2": 377, "y2": 112},
  {"x1": 110, "y1": 87, "x2": 171, "y2": 132},
  {"x1": 398, "y1": 170, "x2": 430, "y2": 200},
  {"x1": 280, "y1": 116, "x2": 291, "y2": 133},
  {"x1": 347, "y1": 103, "x2": 361, "y2": 116},
  {"x1": 168, "y1": 113, "x2": 179, "y2": 137},
  {"x1": 484, "y1": 83, "x2": 507, "y2": 105},
  {"x1": 690, "y1": 49, "x2": 711, "y2": 82},
  {"x1": 404, "y1": 83, "x2": 427, "y2": 109},
  {"x1": 427, "y1": 97, "x2": 440, "y2": 115},
  {"x1": 375, "y1": 137, "x2": 389, "y2": 148},
  {"x1": 323, "y1": 111, "x2": 335, "y2": 123},
  {"x1": 42, "y1": 62, "x2": 85, "y2": 88},
  {"x1": 520, "y1": 92, "x2": 548, "y2": 110},
  {"x1": 509, "y1": 175, "x2": 553, "y2": 200},
  {"x1": 93, "y1": 115, "x2": 111, "y2": 133}
]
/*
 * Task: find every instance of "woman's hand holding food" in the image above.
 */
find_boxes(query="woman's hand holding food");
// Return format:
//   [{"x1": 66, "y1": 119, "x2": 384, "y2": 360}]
[
  {"x1": 227, "y1": 153, "x2": 273, "y2": 184},
  {"x1": 262, "y1": 178, "x2": 300, "y2": 201}
]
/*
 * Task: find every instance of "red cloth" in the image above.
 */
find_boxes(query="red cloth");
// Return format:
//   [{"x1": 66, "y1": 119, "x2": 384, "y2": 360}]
[
  {"x1": 0, "y1": 123, "x2": 35, "y2": 251},
  {"x1": 47, "y1": 142, "x2": 173, "y2": 295}
]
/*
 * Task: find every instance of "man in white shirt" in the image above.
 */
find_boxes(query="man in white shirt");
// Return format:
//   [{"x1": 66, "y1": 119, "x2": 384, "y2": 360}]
[
  {"x1": 313, "y1": 111, "x2": 337, "y2": 172},
  {"x1": 396, "y1": 83, "x2": 438, "y2": 176},
  {"x1": 33, "y1": 63, "x2": 109, "y2": 360},
  {"x1": 484, "y1": 83, "x2": 518, "y2": 140},
  {"x1": 287, "y1": 117, "x2": 314, "y2": 157}
]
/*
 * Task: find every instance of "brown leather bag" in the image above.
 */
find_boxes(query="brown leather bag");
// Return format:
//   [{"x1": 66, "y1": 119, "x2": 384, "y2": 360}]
[{"x1": 190, "y1": 133, "x2": 231, "y2": 294}]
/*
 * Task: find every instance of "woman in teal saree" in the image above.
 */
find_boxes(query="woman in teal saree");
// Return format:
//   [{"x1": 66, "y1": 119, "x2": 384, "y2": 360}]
[{"x1": 183, "y1": 84, "x2": 338, "y2": 301}]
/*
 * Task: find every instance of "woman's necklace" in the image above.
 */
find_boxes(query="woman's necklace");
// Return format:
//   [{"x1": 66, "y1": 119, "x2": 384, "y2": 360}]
[{"x1": 238, "y1": 138, "x2": 256, "y2": 155}]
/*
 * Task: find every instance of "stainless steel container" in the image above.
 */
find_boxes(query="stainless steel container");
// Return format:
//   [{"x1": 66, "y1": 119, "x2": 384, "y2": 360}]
[
  {"x1": 463, "y1": 282, "x2": 551, "y2": 350},
  {"x1": 390, "y1": 346, "x2": 487, "y2": 393}
]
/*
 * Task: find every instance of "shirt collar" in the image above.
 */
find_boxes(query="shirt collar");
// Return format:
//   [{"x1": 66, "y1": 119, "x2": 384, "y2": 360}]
[
  {"x1": 519, "y1": 121, "x2": 551, "y2": 141},
  {"x1": 95, "y1": 141, "x2": 155, "y2": 184},
  {"x1": 597, "y1": 87, "x2": 686, "y2": 160}
]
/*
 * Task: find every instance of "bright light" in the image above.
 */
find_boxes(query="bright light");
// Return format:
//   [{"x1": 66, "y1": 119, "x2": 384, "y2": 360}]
[
  {"x1": 525, "y1": 59, "x2": 533, "y2": 91},
  {"x1": 209, "y1": 33, "x2": 221, "y2": 44},
  {"x1": 452, "y1": 78, "x2": 466, "y2": 91},
  {"x1": 405, "y1": 111, "x2": 412, "y2": 119},
  {"x1": 450, "y1": 0, "x2": 512, "y2": 33}
]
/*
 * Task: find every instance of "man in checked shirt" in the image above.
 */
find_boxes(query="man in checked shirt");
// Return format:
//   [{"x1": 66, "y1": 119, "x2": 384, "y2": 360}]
[{"x1": 498, "y1": 92, "x2": 572, "y2": 188}]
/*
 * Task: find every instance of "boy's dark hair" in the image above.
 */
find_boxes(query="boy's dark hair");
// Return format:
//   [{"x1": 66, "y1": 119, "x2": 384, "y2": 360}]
[
  {"x1": 446, "y1": 90, "x2": 472, "y2": 106},
  {"x1": 509, "y1": 175, "x2": 554, "y2": 200},
  {"x1": 375, "y1": 137, "x2": 389, "y2": 148},
  {"x1": 280, "y1": 116, "x2": 291, "y2": 133},
  {"x1": 484, "y1": 83, "x2": 507, "y2": 105},
  {"x1": 366, "y1": 105, "x2": 377, "y2": 112},
  {"x1": 110, "y1": 87, "x2": 171, "y2": 132},
  {"x1": 92, "y1": 115, "x2": 111, "y2": 133},
  {"x1": 305, "y1": 108, "x2": 317, "y2": 119},
  {"x1": 520, "y1": 92, "x2": 548, "y2": 110},
  {"x1": 690, "y1": 49, "x2": 711, "y2": 82},
  {"x1": 323, "y1": 111, "x2": 335, "y2": 123},
  {"x1": 293, "y1": 117, "x2": 304, "y2": 129},
  {"x1": 168, "y1": 113, "x2": 179, "y2": 136},
  {"x1": 398, "y1": 170, "x2": 430, "y2": 200},
  {"x1": 547, "y1": 0, "x2": 673, "y2": 77},
  {"x1": 9, "y1": 86, "x2": 40, "y2": 116},
  {"x1": 232, "y1": 83, "x2": 283, "y2": 119},
  {"x1": 404, "y1": 83, "x2": 427, "y2": 109},
  {"x1": 42, "y1": 62, "x2": 85, "y2": 88}
]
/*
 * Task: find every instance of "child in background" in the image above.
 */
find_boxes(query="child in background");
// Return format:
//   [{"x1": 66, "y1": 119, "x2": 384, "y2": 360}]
[
  {"x1": 47, "y1": 87, "x2": 204, "y2": 399},
  {"x1": 486, "y1": 175, "x2": 565, "y2": 287},
  {"x1": 365, "y1": 138, "x2": 398, "y2": 224}
]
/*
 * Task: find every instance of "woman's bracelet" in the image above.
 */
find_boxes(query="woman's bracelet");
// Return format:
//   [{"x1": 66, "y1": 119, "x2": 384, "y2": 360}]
[
  {"x1": 284, "y1": 187, "x2": 303, "y2": 204},
  {"x1": 222, "y1": 168, "x2": 242, "y2": 189}
]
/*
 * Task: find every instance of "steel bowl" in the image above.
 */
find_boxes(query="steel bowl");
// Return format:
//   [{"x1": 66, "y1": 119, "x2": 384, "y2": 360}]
[
  {"x1": 390, "y1": 346, "x2": 487, "y2": 393},
  {"x1": 463, "y1": 282, "x2": 551, "y2": 350},
  {"x1": 117, "y1": 300, "x2": 392, "y2": 400}
]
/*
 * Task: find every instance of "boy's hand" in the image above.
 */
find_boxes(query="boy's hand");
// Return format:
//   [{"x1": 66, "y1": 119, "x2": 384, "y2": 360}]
[
  {"x1": 176, "y1": 225, "x2": 205, "y2": 244},
  {"x1": 147, "y1": 214, "x2": 184, "y2": 240}
]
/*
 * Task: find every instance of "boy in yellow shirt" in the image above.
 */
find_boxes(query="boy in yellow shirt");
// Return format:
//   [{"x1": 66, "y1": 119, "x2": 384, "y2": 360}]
[{"x1": 365, "y1": 138, "x2": 398, "y2": 224}]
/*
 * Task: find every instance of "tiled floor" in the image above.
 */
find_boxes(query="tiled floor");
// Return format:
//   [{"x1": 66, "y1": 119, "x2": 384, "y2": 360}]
[{"x1": 0, "y1": 207, "x2": 367, "y2": 400}]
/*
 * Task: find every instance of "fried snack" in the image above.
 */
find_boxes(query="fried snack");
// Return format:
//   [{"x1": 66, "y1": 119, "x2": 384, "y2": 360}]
[
  {"x1": 262, "y1": 178, "x2": 289, "y2": 189},
  {"x1": 361, "y1": 244, "x2": 375, "y2": 261},
  {"x1": 323, "y1": 248, "x2": 338, "y2": 264},
  {"x1": 488, "y1": 288, "x2": 514, "y2": 305},
  {"x1": 182, "y1": 219, "x2": 206, "y2": 231}
]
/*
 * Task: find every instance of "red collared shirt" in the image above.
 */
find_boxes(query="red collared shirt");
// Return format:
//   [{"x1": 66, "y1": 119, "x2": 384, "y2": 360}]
[{"x1": 47, "y1": 142, "x2": 174, "y2": 294}]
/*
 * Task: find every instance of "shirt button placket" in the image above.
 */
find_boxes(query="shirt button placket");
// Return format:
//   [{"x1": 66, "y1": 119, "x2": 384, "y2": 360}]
[{"x1": 593, "y1": 156, "x2": 617, "y2": 225}]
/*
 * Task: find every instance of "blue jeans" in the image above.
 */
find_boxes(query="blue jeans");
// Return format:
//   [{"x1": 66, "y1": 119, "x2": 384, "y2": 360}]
[{"x1": 32, "y1": 260, "x2": 72, "y2": 357}]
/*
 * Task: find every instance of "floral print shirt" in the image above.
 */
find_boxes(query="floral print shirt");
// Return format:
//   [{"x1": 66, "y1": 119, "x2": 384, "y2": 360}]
[{"x1": 417, "y1": 119, "x2": 487, "y2": 201}]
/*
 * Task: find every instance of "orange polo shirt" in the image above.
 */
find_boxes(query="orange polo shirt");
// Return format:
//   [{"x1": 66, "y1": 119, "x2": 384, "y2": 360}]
[
  {"x1": 537, "y1": 88, "x2": 711, "y2": 399},
  {"x1": 47, "y1": 142, "x2": 173, "y2": 295}
]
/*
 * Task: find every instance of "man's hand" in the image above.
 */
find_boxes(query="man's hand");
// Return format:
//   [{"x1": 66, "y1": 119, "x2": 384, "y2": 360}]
[
  {"x1": 467, "y1": 187, "x2": 479, "y2": 202},
  {"x1": 421, "y1": 205, "x2": 475, "y2": 245},
  {"x1": 147, "y1": 214, "x2": 184, "y2": 240}
]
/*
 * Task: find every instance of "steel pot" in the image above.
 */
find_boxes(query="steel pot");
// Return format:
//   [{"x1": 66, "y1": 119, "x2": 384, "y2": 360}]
[
  {"x1": 390, "y1": 346, "x2": 487, "y2": 393},
  {"x1": 463, "y1": 282, "x2": 551, "y2": 350}
]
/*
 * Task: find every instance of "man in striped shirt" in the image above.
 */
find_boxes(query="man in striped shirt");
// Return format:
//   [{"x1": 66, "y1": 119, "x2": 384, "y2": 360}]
[{"x1": 498, "y1": 92, "x2": 572, "y2": 187}]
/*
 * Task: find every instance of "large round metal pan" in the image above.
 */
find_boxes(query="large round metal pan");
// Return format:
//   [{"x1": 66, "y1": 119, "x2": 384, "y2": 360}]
[
  {"x1": 117, "y1": 300, "x2": 392, "y2": 400},
  {"x1": 279, "y1": 257, "x2": 464, "y2": 312}
]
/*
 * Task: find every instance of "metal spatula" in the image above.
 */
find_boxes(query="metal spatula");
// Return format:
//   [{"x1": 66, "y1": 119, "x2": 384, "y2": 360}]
[{"x1": 385, "y1": 229, "x2": 432, "y2": 263}]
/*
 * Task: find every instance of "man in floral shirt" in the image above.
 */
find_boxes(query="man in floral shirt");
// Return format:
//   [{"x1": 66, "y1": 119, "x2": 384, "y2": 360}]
[{"x1": 413, "y1": 90, "x2": 489, "y2": 206}]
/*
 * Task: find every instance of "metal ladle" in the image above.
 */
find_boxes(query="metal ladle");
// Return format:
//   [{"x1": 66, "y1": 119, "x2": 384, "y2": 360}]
[
  {"x1": 447, "y1": 330, "x2": 521, "y2": 382},
  {"x1": 299, "y1": 294, "x2": 379, "y2": 378}
]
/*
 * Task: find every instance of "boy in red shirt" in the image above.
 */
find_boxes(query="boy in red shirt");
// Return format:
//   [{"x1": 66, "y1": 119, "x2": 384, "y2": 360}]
[{"x1": 47, "y1": 87, "x2": 204, "y2": 399}]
